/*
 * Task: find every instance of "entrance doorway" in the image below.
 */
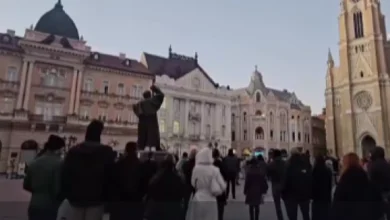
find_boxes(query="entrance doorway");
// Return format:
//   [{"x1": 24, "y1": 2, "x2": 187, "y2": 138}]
[{"x1": 361, "y1": 135, "x2": 376, "y2": 158}]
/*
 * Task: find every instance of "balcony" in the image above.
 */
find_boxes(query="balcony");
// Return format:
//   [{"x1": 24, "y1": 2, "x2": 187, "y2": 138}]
[
  {"x1": 81, "y1": 90, "x2": 140, "y2": 103},
  {"x1": 0, "y1": 79, "x2": 19, "y2": 92},
  {"x1": 29, "y1": 114, "x2": 67, "y2": 124}
]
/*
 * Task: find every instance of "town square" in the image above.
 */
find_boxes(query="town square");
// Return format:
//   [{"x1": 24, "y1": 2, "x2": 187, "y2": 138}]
[{"x1": 0, "y1": 0, "x2": 390, "y2": 220}]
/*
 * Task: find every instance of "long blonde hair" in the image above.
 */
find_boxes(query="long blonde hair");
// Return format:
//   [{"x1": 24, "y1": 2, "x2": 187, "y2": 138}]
[{"x1": 341, "y1": 152, "x2": 361, "y2": 176}]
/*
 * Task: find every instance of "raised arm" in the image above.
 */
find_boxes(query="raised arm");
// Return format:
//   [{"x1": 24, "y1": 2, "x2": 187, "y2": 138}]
[{"x1": 150, "y1": 85, "x2": 165, "y2": 110}]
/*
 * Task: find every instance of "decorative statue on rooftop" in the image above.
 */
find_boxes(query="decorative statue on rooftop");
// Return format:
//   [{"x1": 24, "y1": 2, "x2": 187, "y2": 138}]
[{"x1": 133, "y1": 82, "x2": 165, "y2": 151}]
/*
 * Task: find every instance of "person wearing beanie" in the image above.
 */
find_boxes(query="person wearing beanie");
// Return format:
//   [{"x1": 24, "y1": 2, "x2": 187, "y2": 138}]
[
  {"x1": 23, "y1": 134, "x2": 65, "y2": 220},
  {"x1": 59, "y1": 120, "x2": 116, "y2": 220}
]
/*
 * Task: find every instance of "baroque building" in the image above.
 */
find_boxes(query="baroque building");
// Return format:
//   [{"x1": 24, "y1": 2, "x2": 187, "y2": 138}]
[
  {"x1": 0, "y1": 1, "x2": 153, "y2": 173},
  {"x1": 325, "y1": 0, "x2": 390, "y2": 158},
  {"x1": 231, "y1": 67, "x2": 312, "y2": 156},
  {"x1": 140, "y1": 47, "x2": 231, "y2": 155}
]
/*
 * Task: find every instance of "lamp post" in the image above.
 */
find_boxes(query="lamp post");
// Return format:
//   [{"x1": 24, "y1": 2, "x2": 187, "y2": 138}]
[{"x1": 63, "y1": 135, "x2": 77, "y2": 154}]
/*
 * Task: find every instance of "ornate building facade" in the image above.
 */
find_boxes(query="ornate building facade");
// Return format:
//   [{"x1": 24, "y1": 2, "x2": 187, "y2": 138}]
[
  {"x1": 0, "y1": 1, "x2": 153, "y2": 173},
  {"x1": 231, "y1": 68, "x2": 312, "y2": 156},
  {"x1": 325, "y1": 0, "x2": 390, "y2": 158},
  {"x1": 311, "y1": 108, "x2": 326, "y2": 156},
  {"x1": 140, "y1": 48, "x2": 231, "y2": 155}
]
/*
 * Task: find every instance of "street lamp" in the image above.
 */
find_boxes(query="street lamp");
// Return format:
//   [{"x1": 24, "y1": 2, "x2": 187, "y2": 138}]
[{"x1": 63, "y1": 135, "x2": 77, "y2": 154}]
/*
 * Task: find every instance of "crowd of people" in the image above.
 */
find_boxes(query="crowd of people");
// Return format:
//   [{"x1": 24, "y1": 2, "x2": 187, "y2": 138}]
[{"x1": 22, "y1": 119, "x2": 390, "y2": 220}]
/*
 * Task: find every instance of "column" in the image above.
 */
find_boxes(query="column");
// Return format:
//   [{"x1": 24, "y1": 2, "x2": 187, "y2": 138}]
[
  {"x1": 16, "y1": 61, "x2": 29, "y2": 109},
  {"x1": 184, "y1": 99, "x2": 189, "y2": 137},
  {"x1": 200, "y1": 102, "x2": 205, "y2": 138},
  {"x1": 68, "y1": 69, "x2": 78, "y2": 114},
  {"x1": 22, "y1": 61, "x2": 34, "y2": 110},
  {"x1": 73, "y1": 70, "x2": 83, "y2": 114}
]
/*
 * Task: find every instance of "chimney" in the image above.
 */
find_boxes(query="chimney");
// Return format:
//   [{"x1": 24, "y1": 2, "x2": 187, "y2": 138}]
[
  {"x1": 6, "y1": 29, "x2": 15, "y2": 37},
  {"x1": 119, "y1": 53, "x2": 126, "y2": 59}
]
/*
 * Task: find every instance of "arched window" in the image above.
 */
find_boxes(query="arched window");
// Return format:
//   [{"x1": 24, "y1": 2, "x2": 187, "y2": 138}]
[
  {"x1": 353, "y1": 11, "x2": 364, "y2": 38},
  {"x1": 231, "y1": 113, "x2": 235, "y2": 123},
  {"x1": 256, "y1": 92, "x2": 261, "y2": 103},
  {"x1": 269, "y1": 112, "x2": 274, "y2": 124},
  {"x1": 255, "y1": 110, "x2": 262, "y2": 116},
  {"x1": 255, "y1": 127, "x2": 264, "y2": 140},
  {"x1": 243, "y1": 112, "x2": 247, "y2": 122}
]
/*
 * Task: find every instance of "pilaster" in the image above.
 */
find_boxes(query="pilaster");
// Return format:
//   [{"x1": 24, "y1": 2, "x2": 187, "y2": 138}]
[
  {"x1": 184, "y1": 99, "x2": 189, "y2": 137},
  {"x1": 68, "y1": 69, "x2": 79, "y2": 114},
  {"x1": 73, "y1": 70, "x2": 83, "y2": 114},
  {"x1": 200, "y1": 101, "x2": 205, "y2": 139},
  {"x1": 22, "y1": 61, "x2": 35, "y2": 110},
  {"x1": 16, "y1": 60, "x2": 29, "y2": 109}
]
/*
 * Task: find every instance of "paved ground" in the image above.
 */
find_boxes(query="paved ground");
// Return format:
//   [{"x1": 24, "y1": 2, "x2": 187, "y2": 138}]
[{"x1": 0, "y1": 179, "x2": 304, "y2": 220}]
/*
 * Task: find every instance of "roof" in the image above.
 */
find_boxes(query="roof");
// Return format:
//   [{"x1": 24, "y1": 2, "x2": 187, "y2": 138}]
[
  {"x1": 143, "y1": 51, "x2": 218, "y2": 87},
  {"x1": 35, "y1": 1, "x2": 79, "y2": 40},
  {"x1": 84, "y1": 52, "x2": 153, "y2": 76}
]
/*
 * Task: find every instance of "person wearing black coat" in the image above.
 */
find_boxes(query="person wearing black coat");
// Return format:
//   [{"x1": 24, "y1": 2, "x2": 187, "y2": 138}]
[
  {"x1": 181, "y1": 148, "x2": 197, "y2": 220},
  {"x1": 282, "y1": 149, "x2": 312, "y2": 220},
  {"x1": 109, "y1": 142, "x2": 145, "y2": 220},
  {"x1": 267, "y1": 149, "x2": 287, "y2": 220},
  {"x1": 311, "y1": 155, "x2": 332, "y2": 220},
  {"x1": 213, "y1": 149, "x2": 228, "y2": 220},
  {"x1": 144, "y1": 154, "x2": 185, "y2": 220},
  {"x1": 330, "y1": 165, "x2": 384, "y2": 220},
  {"x1": 368, "y1": 146, "x2": 390, "y2": 220}
]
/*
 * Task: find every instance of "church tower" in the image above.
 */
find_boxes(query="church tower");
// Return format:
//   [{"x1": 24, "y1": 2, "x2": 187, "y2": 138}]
[{"x1": 325, "y1": 0, "x2": 390, "y2": 157}]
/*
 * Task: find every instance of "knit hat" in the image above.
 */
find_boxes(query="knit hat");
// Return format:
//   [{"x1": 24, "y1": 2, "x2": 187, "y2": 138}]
[{"x1": 44, "y1": 135, "x2": 65, "y2": 151}]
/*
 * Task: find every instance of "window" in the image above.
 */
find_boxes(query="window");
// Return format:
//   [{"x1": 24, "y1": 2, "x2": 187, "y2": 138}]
[
  {"x1": 98, "y1": 110, "x2": 107, "y2": 121},
  {"x1": 79, "y1": 107, "x2": 89, "y2": 119},
  {"x1": 292, "y1": 132, "x2": 295, "y2": 142},
  {"x1": 206, "y1": 124, "x2": 211, "y2": 137},
  {"x1": 7, "y1": 67, "x2": 17, "y2": 81},
  {"x1": 221, "y1": 125, "x2": 226, "y2": 137},
  {"x1": 269, "y1": 112, "x2": 274, "y2": 123},
  {"x1": 243, "y1": 112, "x2": 247, "y2": 122},
  {"x1": 173, "y1": 121, "x2": 180, "y2": 134},
  {"x1": 207, "y1": 104, "x2": 211, "y2": 116},
  {"x1": 159, "y1": 120, "x2": 165, "y2": 133},
  {"x1": 131, "y1": 85, "x2": 144, "y2": 98},
  {"x1": 255, "y1": 127, "x2": 264, "y2": 140},
  {"x1": 360, "y1": 71, "x2": 364, "y2": 78},
  {"x1": 231, "y1": 113, "x2": 235, "y2": 124},
  {"x1": 115, "y1": 112, "x2": 122, "y2": 122},
  {"x1": 353, "y1": 11, "x2": 364, "y2": 39},
  {"x1": 43, "y1": 73, "x2": 57, "y2": 86},
  {"x1": 256, "y1": 92, "x2": 261, "y2": 102},
  {"x1": 255, "y1": 110, "x2": 262, "y2": 116},
  {"x1": 222, "y1": 106, "x2": 226, "y2": 117},
  {"x1": 280, "y1": 112, "x2": 287, "y2": 125},
  {"x1": 102, "y1": 81, "x2": 109, "y2": 94},
  {"x1": 270, "y1": 130, "x2": 274, "y2": 140},
  {"x1": 232, "y1": 131, "x2": 236, "y2": 141},
  {"x1": 117, "y1": 83, "x2": 125, "y2": 95},
  {"x1": 298, "y1": 132, "x2": 301, "y2": 142},
  {"x1": 83, "y1": 78, "x2": 93, "y2": 92},
  {"x1": 243, "y1": 130, "x2": 247, "y2": 140},
  {"x1": 1, "y1": 98, "x2": 15, "y2": 113}
]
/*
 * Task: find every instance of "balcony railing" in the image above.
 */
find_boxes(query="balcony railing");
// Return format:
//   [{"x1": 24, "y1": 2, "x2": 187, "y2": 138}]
[
  {"x1": 0, "y1": 79, "x2": 19, "y2": 91},
  {"x1": 81, "y1": 90, "x2": 140, "y2": 102},
  {"x1": 29, "y1": 114, "x2": 67, "y2": 124}
]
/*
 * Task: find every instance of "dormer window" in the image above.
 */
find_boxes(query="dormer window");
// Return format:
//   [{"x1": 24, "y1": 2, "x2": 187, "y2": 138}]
[
  {"x1": 2, "y1": 35, "x2": 10, "y2": 43},
  {"x1": 93, "y1": 53, "x2": 100, "y2": 60},
  {"x1": 124, "y1": 59, "x2": 131, "y2": 67}
]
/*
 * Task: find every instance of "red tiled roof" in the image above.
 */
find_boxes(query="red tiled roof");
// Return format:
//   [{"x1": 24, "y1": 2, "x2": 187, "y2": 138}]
[{"x1": 143, "y1": 52, "x2": 218, "y2": 87}]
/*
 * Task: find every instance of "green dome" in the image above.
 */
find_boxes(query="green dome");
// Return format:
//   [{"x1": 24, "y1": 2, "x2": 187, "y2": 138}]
[{"x1": 35, "y1": 1, "x2": 79, "y2": 40}]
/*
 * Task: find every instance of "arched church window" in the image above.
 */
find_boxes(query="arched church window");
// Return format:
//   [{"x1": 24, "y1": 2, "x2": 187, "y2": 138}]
[
  {"x1": 353, "y1": 11, "x2": 364, "y2": 38},
  {"x1": 256, "y1": 92, "x2": 261, "y2": 103},
  {"x1": 243, "y1": 112, "x2": 247, "y2": 122},
  {"x1": 255, "y1": 110, "x2": 262, "y2": 116},
  {"x1": 255, "y1": 127, "x2": 264, "y2": 140}
]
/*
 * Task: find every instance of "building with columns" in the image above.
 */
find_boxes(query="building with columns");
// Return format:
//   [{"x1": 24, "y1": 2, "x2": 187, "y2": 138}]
[
  {"x1": 0, "y1": 1, "x2": 153, "y2": 173},
  {"x1": 231, "y1": 68, "x2": 312, "y2": 156},
  {"x1": 325, "y1": 0, "x2": 390, "y2": 158},
  {"x1": 311, "y1": 108, "x2": 326, "y2": 156},
  {"x1": 140, "y1": 48, "x2": 232, "y2": 155}
]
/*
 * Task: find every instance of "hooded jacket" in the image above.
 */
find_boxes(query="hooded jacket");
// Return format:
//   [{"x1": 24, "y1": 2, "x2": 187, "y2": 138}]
[
  {"x1": 61, "y1": 121, "x2": 116, "y2": 207},
  {"x1": 368, "y1": 146, "x2": 390, "y2": 193}
]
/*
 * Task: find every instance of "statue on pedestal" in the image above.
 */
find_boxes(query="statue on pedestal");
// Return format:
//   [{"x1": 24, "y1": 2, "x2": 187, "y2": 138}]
[{"x1": 133, "y1": 84, "x2": 164, "y2": 151}]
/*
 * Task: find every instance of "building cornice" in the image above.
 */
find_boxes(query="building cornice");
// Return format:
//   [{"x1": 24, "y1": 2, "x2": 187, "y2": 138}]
[
  {"x1": 19, "y1": 39, "x2": 89, "y2": 58},
  {"x1": 86, "y1": 65, "x2": 153, "y2": 80}
]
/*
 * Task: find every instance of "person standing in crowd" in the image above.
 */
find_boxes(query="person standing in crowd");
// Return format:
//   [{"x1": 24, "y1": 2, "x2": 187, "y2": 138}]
[
  {"x1": 223, "y1": 149, "x2": 239, "y2": 199},
  {"x1": 281, "y1": 149, "x2": 288, "y2": 161},
  {"x1": 176, "y1": 152, "x2": 188, "y2": 177},
  {"x1": 141, "y1": 151, "x2": 158, "y2": 200},
  {"x1": 189, "y1": 147, "x2": 226, "y2": 220},
  {"x1": 109, "y1": 142, "x2": 145, "y2": 220},
  {"x1": 282, "y1": 148, "x2": 312, "y2": 220},
  {"x1": 330, "y1": 152, "x2": 384, "y2": 220},
  {"x1": 311, "y1": 155, "x2": 332, "y2": 220},
  {"x1": 23, "y1": 135, "x2": 65, "y2": 220},
  {"x1": 244, "y1": 155, "x2": 268, "y2": 220},
  {"x1": 60, "y1": 120, "x2": 116, "y2": 220},
  {"x1": 368, "y1": 146, "x2": 390, "y2": 220},
  {"x1": 213, "y1": 148, "x2": 228, "y2": 220},
  {"x1": 181, "y1": 146, "x2": 197, "y2": 220},
  {"x1": 326, "y1": 151, "x2": 339, "y2": 184},
  {"x1": 144, "y1": 154, "x2": 184, "y2": 220},
  {"x1": 267, "y1": 149, "x2": 286, "y2": 220}
]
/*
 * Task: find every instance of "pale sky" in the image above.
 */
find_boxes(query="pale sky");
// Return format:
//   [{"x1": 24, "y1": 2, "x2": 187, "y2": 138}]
[{"x1": 1, "y1": 0, "x2": 389, "y2": 114}]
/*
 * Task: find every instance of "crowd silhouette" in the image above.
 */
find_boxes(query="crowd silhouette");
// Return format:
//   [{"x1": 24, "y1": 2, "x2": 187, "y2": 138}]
[{"x1": 22, "y1": 119, "x2": 390, "y2": 220}]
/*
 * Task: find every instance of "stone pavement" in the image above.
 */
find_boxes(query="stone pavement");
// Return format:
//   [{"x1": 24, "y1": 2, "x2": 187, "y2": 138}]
[{"x1": 0, "y1": 179, "x2": 304, "y2": 220}]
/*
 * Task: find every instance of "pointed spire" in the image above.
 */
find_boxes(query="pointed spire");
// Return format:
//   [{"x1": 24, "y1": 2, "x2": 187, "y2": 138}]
[
  {"x1": 168, "y1": 45, "x2": 172, "y2": 58},
  {"x1": 194, "y1": 52, "x2": 198, "y2": 60},
  {"x1": 55, "y1": 0, "x2": 63, "y2": 9},
  {"x1": 327, "y1": 48, "x2": 334, "y2": 66},
  {"x1": 255, "y1": 65, "x2": 258, "y2": 72}
]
